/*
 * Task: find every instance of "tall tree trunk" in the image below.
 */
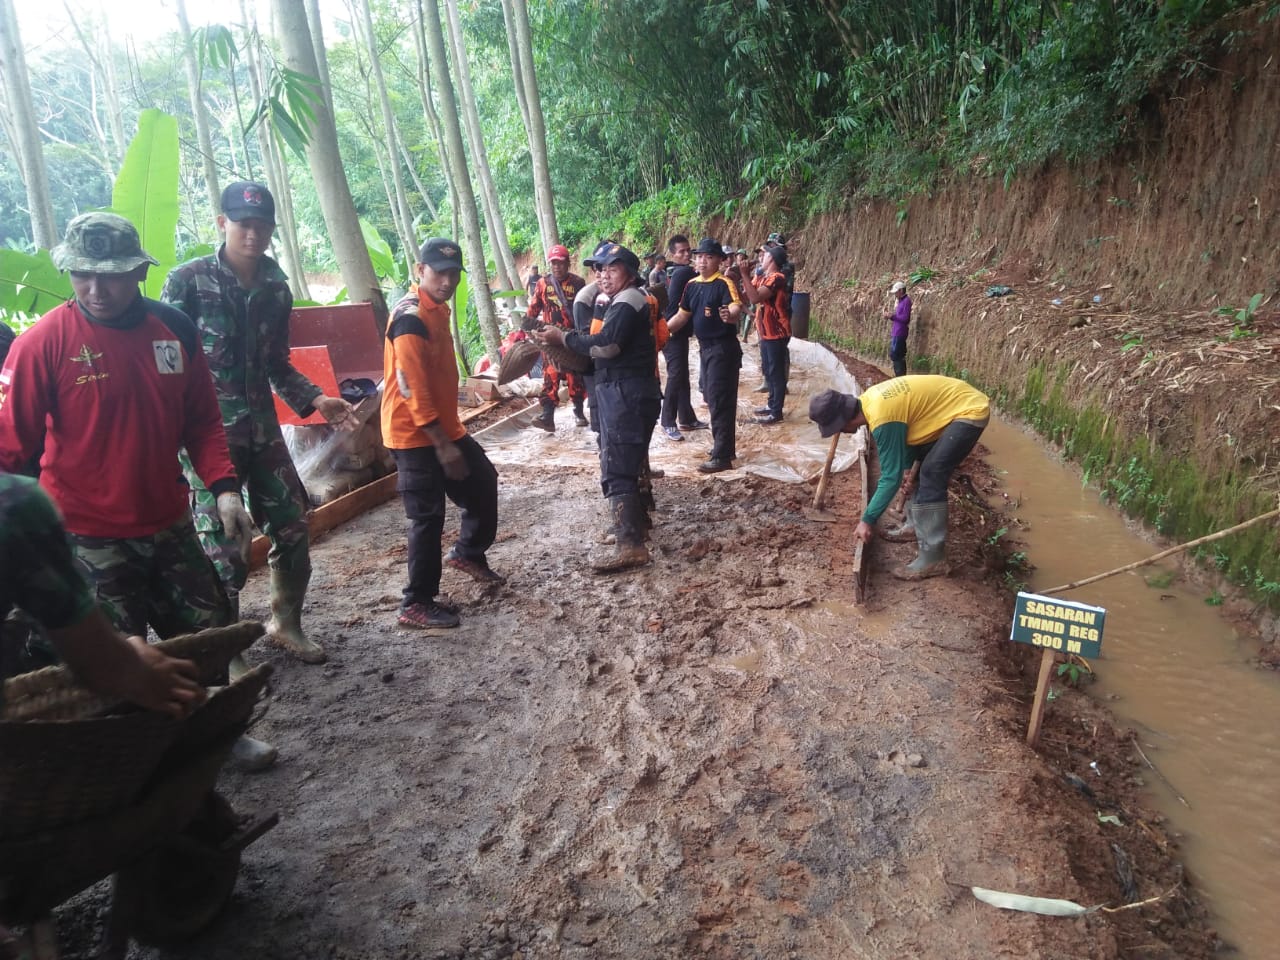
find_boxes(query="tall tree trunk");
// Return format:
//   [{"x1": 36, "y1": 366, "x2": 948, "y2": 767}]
[
  {"x1": 303, "y1": 0, "x2": 336, "y2": 119},
  {"x1": 0, "y1": 0, "x2": 58, "y2": 248},
  {"x1": 270, "y1": 0, "x2": 385, "y2": 326},
  {"x1": 421, "y1": 0, "x2": 501, "y2": 363},
  {"x1": 176, "y1": 0, "x2": 222, "y2": 221},
  {"x1": 412, "y1": 0, "x2": 458, "y2": 234},
  {"x1": 500, "y1": 0, "x2": 558, "y2": 253},
  {"x1": 241, "y1": 0, "x2": 311, "y2": 299},
  {"x1": 444, "y1": 0, "x2": 519, "y2": 306},
  {"x1": 398, "y1": 133, "x2": 437, "y2": 220},
  {"x1": 61, "y1": 0, "x2": 125, "y2": 170},
  {"x1": 356, "y1": 0, "x2": 418, "y2": 272}
]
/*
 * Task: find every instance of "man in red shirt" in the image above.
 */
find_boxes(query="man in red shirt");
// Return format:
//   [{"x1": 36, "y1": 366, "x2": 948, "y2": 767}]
[
  {"x1": 382, "y1": 238, "x2": 503, "y2": 630},
  {"x1": 738, "y1": 242, "x2": 792, "y2": 424},
  {"x1": 525, "y1": 244, "x2": 587, "y2": 431},
  {"x1": 0, "y1": 213, "x2": 274, "y2": 770}
]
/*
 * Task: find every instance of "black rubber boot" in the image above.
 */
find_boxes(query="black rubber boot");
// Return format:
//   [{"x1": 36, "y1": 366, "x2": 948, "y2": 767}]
[
  {"x1": 590, "y1": 496, "x2": 651, "y2": 572},
  {"x1": 892, "y1": 502, "x2": 950, "y2": 579},
  {"x1": 531, "y1": 399, "x2": 556, "y2": 432},
  {"x1": 573, "y1": 400, "x2": 588, "y2": 427}
]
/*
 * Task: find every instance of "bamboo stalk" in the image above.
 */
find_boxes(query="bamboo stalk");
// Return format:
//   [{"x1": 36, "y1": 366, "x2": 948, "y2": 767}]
[{"x1": 1040, "y1": 501, "x2": 1280, "y2": 596}]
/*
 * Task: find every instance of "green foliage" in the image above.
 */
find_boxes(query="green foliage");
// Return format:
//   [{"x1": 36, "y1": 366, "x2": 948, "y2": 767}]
[
  {"x1": 112, "y1": 109, "x2": 180, "y2": 299},
  {"x1": 0, "y1": 250, "x2": 72, "y2": 325},
  {"x1": 1144, "y1": 568, "x2": 1176, "y2": 588},
  {"x1": 245, "y1": 65, "x2": 323, "y2": 161},
  {"x1": 360, "y1": 219, "x2": 403, "y2": 286},
  {"x1": 1056, "y1": 657, "x2": 1092, "y2": 687},
  {"x1": 1215, "y1": 292, "x2": 1265, "y2": 338},
  {"x1": 1205, "y1": 590, "x2": 1224, "y2": 606},
  {"x1": 908, "y1": 267, "x2": 937, "y2": 284}
]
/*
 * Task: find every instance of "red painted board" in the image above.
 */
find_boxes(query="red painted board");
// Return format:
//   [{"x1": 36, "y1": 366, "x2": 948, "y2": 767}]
[
  {"x1": 273, "y1": 345, "x2": 342, "y2": 426},
  {"x1": 289, "y1": 303, "x2": 384, "y2": 384}
]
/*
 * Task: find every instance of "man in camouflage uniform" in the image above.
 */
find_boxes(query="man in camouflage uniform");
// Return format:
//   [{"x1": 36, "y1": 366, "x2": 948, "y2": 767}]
[
  {"x1": 0, "y1": 212, "x2": 275, "y2": 770},
  {"x1": 0, "y1": 473, "x2": 205, "y2": 716},
  {"x1": 163, "y1": 182, "x2": 356, "y2": 666}
]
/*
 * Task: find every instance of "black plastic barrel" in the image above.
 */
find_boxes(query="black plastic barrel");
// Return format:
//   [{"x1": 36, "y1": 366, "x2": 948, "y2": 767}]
[{"x1": 790, "y1": 292, "x2": 811, "y2": 339}]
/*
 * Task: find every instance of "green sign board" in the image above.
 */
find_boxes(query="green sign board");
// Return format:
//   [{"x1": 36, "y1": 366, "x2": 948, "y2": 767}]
[{"x1": 1010, "y1": 592, "x2": 1106, "y2": 659}]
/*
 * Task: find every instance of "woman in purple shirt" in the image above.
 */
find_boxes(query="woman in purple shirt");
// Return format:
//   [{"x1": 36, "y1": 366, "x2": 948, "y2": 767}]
[{"x1": 885, "y1": 280, "x2": 911, "y2": 377}]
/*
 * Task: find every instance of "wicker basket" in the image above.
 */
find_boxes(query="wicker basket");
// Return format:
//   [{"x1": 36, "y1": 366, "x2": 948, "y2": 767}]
[{"x1": 0, "y1": 621, "x2": 265, "y2": 723}]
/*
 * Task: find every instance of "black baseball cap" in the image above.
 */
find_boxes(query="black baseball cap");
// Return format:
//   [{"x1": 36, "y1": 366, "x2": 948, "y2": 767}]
[
  {"x1": 583, "y1": 240, "x2": 614, "y2": 268},
  {"x1": 221, "y1": 181, "x2": 276, "y2": 223},
  {"x1": 809, "y1": 389, "x2": 861, "y2": 438},
  {"x1": 418, "y1": 237, "x2": 465, "y2": 271},
  {"x1": 596, "y1": 243, "x2": 641, "y2": 273}
]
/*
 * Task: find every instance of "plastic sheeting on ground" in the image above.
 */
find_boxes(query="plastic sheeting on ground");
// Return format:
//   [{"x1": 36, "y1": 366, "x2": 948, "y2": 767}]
[{"x1": 477, "y1": 338, "x2": 866, "y2": 485}]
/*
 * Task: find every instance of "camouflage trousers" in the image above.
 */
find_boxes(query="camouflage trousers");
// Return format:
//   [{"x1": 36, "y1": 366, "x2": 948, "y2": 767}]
[
  {"x1": 69, "y1": 518, "x2": 230, "y2": 639},
  {"x1": 181, "y1": 435, "x2": 310, "y2": 593}
]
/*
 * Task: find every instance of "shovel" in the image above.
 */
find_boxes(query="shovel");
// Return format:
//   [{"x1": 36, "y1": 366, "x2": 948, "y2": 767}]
[{"x1": 803, "y1": 434, "x2": 840, "y2": 523}]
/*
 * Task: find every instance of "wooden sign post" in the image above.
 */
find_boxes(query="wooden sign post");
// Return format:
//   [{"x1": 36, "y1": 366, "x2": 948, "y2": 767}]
[{"x1": 1010, "y1": 592, "x2": 1106, "y2": 748}]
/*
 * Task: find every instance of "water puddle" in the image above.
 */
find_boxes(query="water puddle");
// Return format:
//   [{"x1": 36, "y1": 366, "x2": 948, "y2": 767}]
[{"x1": 982, "y1": 414, "x2": 1280, "y2": 957}]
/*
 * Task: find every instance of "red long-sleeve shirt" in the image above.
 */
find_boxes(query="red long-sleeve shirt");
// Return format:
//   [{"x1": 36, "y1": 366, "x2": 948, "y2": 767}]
[{"x1": 0, "y1": 297, "x2": 238, "y2": 538}]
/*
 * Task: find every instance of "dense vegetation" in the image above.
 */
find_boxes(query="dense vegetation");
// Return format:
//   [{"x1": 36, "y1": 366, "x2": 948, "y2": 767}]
[{"x1": 3, "y1": 0, "x2": 1269, "y2": 268}]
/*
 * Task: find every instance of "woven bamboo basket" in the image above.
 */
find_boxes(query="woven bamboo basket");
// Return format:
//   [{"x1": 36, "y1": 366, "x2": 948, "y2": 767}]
[{"x1": 0, "y1": 621, "x2": 265, "y2": 723}]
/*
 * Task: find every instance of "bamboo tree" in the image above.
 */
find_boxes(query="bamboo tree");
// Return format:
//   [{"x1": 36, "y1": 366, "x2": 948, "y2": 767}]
[
  {"x1": 412, "y1": 0, "x2": 459, "y2": 232},
  {"x1": 500, "y1": 0, "x2": 558, "y2": 251},
  {"x1": 270, "y1": 0, "x2": 384, "y2": 324},
  {"x1": 355, "y1": 0, "x2": 418, "y2": 271},
  {"x1": 0, "y1": 0, "x2": 58, "y2": 248},
  {"x1": 421, "y1": 0, "x2": 501, "y2": 362},
  {"x1": 444, "y1": 0, "x2": 520, "y2": 306},
  {"x1": 239, "y1": 0, "x2": 311, "y2": 299},
  {"x1": 176, "y1": 0, "x2": 222, "y2": 221}
]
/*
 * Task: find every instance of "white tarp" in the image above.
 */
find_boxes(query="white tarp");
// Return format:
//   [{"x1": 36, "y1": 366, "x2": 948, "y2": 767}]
[{"x1": 478, "y1": 338, "x2": 866, "y2": 484}]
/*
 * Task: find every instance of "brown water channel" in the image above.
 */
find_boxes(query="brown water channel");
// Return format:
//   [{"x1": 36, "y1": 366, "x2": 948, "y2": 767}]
[{"x1": 981, "y1": 415, "x2": 1280, "y2": 956}]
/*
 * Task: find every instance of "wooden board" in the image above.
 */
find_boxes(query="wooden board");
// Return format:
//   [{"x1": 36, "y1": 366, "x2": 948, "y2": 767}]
[{"x1": 247, "y1": 400, "x2": 502, "y2": 570}]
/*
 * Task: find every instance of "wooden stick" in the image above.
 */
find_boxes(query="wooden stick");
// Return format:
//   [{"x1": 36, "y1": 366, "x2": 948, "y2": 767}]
[
  {"x1": 1040, "y1": 504, "x2": 1280, "y2": 596},
  {"x1": 812, "y1": 434, "x2": 840, "y2": 510},
  {"x1": 1131, "y1": 736, "x2": 1191, "y2": 809},
  {"x1": 1025, "y1": 648, "x2": 1057, "y2": 748}
]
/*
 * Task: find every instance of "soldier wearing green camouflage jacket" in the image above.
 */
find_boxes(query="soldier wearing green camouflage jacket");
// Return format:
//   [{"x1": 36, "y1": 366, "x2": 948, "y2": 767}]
[{"x1": 162, "y1": 182, "x2": 356, "y2": 666}]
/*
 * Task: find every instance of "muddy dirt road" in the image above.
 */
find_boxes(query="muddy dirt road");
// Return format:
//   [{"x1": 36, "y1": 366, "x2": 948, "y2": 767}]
[{"x1": 60, "y1": 358, "x2": 1214, "y2": 960}]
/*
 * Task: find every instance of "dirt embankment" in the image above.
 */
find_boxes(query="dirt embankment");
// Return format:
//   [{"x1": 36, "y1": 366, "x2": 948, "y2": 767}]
[{"x1": 705, "y1": 7, "x2": 1279, "y2": 636}]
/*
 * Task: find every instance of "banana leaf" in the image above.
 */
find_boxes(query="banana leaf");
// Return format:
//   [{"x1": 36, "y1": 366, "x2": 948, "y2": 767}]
[
  {"x1": 112, "y1": 109, "x2": 179, "y2": 298},
  {"x1": 0, "y1": 249, "x2": 72, "y2": 319}
]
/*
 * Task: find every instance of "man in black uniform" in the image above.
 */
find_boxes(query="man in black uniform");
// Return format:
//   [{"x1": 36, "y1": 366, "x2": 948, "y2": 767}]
[
  {"x1": 658, "y1": 234, "x2": 706, "y2": 441},
  {"x1": 534, "y1": 244, "x2": 660, "y2": 572},
  {"x1": 669, "y1": 237, "x2": 742, "y2": 473}
]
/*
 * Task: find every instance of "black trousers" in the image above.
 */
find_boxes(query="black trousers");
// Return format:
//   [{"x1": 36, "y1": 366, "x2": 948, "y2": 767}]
[
  {"x1": 594, "y1": 377, "x2": 661, "y2": 499},
  {"x1": 889, "y1": 335, "x2": 908, "y2": 377},
  {"x1": 698, "y1": 336, "x2": 742, "y2": 461},
  {"x1": 392, "y1": 435, "x2": 498, "y2": 606},
  {"x1": 759, "y1": 337, "x2": 788, "y2": 417},
  {"x1": 913, "y1": 420, "x2": 986, "y2": 504},
  {"x1": 660, "y1": 336, "x2": 697, "y2": 429}
]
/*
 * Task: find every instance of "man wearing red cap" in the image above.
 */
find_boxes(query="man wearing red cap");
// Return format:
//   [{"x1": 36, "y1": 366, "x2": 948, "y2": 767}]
[{"x1": 525, "y1": 244, "x2": 587, "y2": 431}]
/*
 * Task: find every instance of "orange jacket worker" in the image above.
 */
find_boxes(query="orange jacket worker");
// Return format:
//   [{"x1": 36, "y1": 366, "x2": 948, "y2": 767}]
[{"x1": 382, "y1": 238, "x2": 504, "y2": 630}]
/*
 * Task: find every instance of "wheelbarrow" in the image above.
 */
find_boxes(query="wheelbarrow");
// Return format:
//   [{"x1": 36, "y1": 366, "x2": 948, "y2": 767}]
[{"x1": 0, "y1": 622, "x2": 278, "y2": 959}]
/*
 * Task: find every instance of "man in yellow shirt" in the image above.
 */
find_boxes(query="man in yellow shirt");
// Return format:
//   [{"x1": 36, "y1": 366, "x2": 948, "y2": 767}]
[
  {"x1": 809, "y1": 375, "x2": 990, "y2": 579},
  {"x1": 382, "y1": 238, "x2": 503, "y2": 629}
]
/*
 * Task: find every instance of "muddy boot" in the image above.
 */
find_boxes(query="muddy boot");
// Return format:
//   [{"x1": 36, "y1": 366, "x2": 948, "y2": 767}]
[
  {"x1": 590, "y1": 496, "x2": 650, "y2": 572},
  {"x1": 229, "y1": 735, "x2": 278, "y2": 772},
  {"x1": 224, "y1": 591, "x2": 252, "y2": 682},
  {"x1": 881, "y1": 503, "x2": 917, "y2": 543},
  {"x1": 531, "y1": 399, "x2": 556, "y2": 432},
  {"x1": 892, "y1": 502, "x2": 950, "y2": 580},
  {"x1": 267, "y1": 566, "x2": 326, "y2": 664},
  {"x1": 572, "y1": 399, "x2": 588, "y2": 427}
]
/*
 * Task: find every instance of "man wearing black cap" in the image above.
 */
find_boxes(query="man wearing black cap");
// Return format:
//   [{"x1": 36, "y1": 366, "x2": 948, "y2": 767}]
[
  {"x1": 808, "y1": 376, "x2": 990, "y2": 579},
  {"x1": 164, "y1": 181, "x2": 357, "y2": 668},
  {"x1": 382, "y1": 238, "x2": 503, "y2": 628},
  {"x1": 669, "y1": 237, "x2": 742, "y2": 472},
  {"x1": 573, "y1": 241, "x2": 615, "y2": 434},
  {"x1": 658, "y1": 234, "x2": 706, "y2": 441},
  {"x1": 534, "y1": 243, "x2": 661, "y2": 572}
]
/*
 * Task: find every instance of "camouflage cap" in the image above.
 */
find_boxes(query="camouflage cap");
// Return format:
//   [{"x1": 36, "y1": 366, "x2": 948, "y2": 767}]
[{"x1": 51, "y1": 212, "x2": 159, "y2": 274}]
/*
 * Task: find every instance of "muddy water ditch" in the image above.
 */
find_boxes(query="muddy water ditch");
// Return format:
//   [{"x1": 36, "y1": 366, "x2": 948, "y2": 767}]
[{"x1": 983, "y1": 414, "x2": 1280, "y2": 958}]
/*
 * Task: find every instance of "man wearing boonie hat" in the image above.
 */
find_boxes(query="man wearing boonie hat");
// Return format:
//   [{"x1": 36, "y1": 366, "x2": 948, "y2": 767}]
[
  {"x1": 534, "y1": 243, "x2": 661, "y2": 571},
  {"x1": 808, "y1": 376, "x2": 990, "y2": 579},
  {"x1": 164, "y1": 181, "x2": 357, "y2": 669},
  {"x1": 525, "y1": 243, "x2": 588, "y2": 430},
  {"x1": 668, "y1": 237, "x2": 742, "y2": 473},
  {"x1": 884, "y1": 279, "x2": 912, "y2": 377},
  {"x1": 383, "y1": 237, "x2": 503, "y2": 630},
  {"x1": 0, "y1": 211, "x2": 277, "y2": 769}
]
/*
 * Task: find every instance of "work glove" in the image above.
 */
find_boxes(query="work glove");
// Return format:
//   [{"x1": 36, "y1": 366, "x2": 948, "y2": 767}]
[{"x1": 216, "y1": 492, "x2": 255, "y2": 565}]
